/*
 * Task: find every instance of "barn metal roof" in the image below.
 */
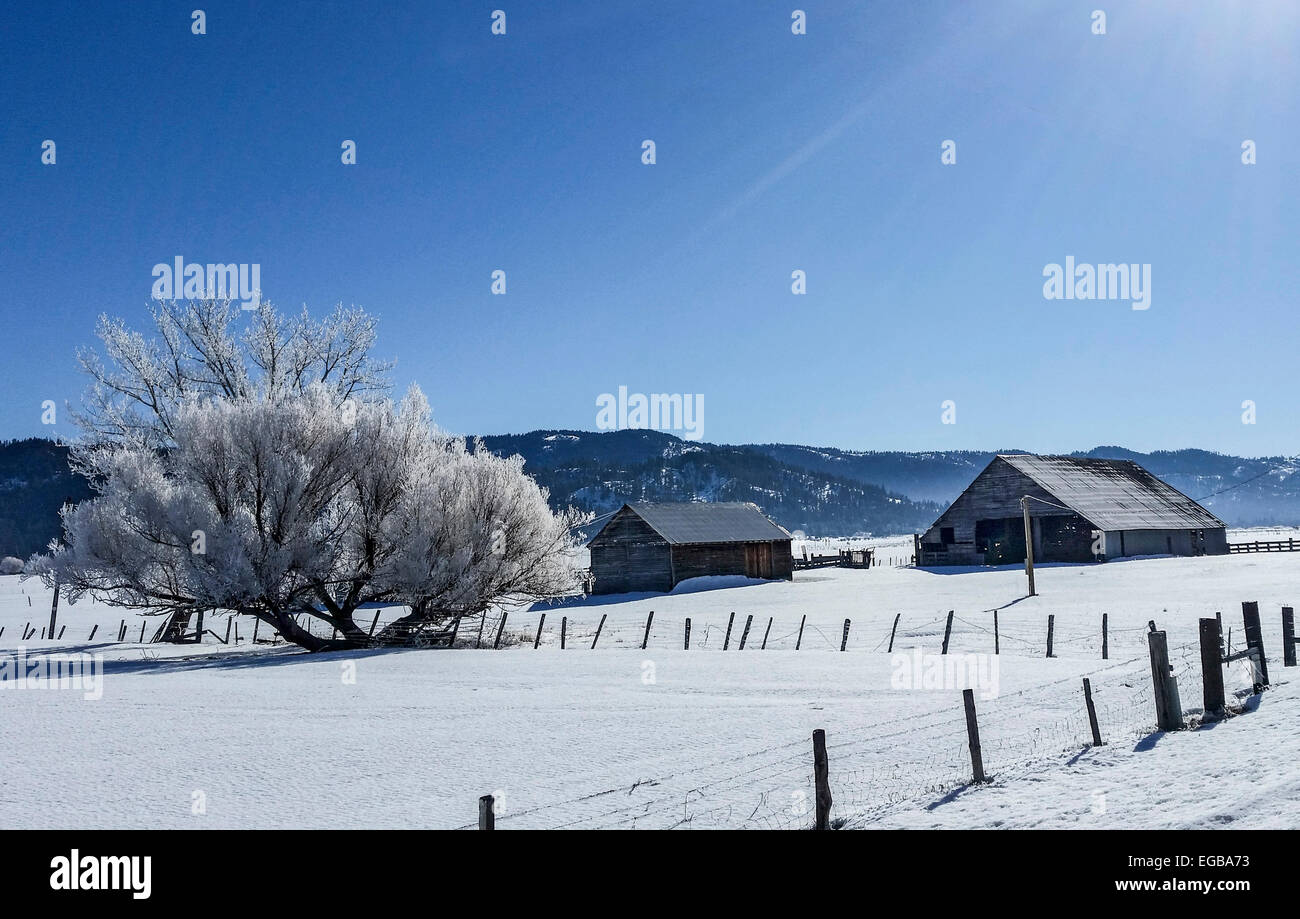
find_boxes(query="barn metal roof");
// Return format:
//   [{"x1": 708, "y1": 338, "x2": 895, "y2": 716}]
[
  {"x1": 625, "y1": 502, "x2": 792, "y2": 545},
  {"x1": 998, "y1": 455, "x2": 1225, "y2": 531}
]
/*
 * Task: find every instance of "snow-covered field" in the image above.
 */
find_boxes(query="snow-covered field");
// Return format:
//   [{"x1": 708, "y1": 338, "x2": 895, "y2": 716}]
[{"x1": 0, "y1": 541, "x2": 1296, "y2": 829}]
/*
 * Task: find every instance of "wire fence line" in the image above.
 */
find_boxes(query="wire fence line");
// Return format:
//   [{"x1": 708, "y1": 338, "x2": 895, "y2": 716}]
[
  {"x1": 397, "y1": 606, "x2": 1203, "y2": 663},
  {"x1": 452, "y1": 637, "x2": 1231, "y2": 830}
]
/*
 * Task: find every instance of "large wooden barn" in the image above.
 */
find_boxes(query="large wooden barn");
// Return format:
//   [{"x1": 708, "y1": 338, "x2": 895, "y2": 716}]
[
  {"x1": 918, "y1": 455, "x2": 1228, "y2": 566},
  {"x1": 587, "y1": 502, "x2": 794, "y2": 595}
]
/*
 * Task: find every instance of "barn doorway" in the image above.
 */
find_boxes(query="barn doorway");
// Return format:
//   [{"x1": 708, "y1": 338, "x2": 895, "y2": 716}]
[
  {"x1": 744, "y1": 543, "x2": 773, "y2": 579},
  {"x1": 975, "y1": 517, "x2": 1026, "y2": 565}
]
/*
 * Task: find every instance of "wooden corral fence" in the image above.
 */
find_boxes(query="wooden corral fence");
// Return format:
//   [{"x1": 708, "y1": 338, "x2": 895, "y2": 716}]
[
  {"x1": 794, "y1": 548, "x2": 874, "y2": 570},
  {"x1": 1228, "y1": 538, "x2": 1300, "y2": 554}
]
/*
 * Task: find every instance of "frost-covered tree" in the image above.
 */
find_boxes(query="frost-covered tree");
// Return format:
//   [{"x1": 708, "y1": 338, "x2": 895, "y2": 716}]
[
  {"x1": 0, "y1": 557, "x2": 23, "y2": 575},
  {"x1": 28, "y1": 300, "x2": 587, "y2": 650}
]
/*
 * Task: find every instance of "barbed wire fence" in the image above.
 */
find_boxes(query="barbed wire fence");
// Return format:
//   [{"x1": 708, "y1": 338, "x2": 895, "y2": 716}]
[{"x1": 448, "y1": 609, "x2": 1265, "y2": 829}]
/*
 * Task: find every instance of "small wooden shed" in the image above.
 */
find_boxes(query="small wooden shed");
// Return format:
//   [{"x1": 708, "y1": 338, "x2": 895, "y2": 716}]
[{"x1": 587, "y1": 502, "x2": 794, "y2": 595}]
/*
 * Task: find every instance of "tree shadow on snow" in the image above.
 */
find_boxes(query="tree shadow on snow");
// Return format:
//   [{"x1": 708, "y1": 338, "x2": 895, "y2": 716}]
[{"x1": 86, "y1": 644, "x2": 420, "y2": 677}]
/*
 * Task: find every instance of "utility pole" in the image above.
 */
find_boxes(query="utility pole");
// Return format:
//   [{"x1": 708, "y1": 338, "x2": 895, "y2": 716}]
[{"x1": 1021, "y1": 495, "x2": 1036, "y2": 596}]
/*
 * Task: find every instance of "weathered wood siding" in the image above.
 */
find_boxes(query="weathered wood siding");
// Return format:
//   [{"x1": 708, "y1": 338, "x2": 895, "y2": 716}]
[
  {"x1": 919, "y1": 457, "x2": 1075, "y2": 565},
  {"x1": 671, "y1": 540, "x2": 794, "y2": 583},
  {"x1": 588, "y1": 508, "x2": 672, "y2": 594}
]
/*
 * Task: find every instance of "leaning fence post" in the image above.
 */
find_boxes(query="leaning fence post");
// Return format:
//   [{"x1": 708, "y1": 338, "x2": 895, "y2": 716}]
[
  {"x1": 88, "y1": 624, "x2": 98, "y2": 641},
  {"x1": 369, "y1": 611, "x2": 381, "y2": 638},
  {"x1": 796, "y1": 614, "x2": 806, "y2": 651},
  {"x1": 723, "y1": 611, "x2": 735, "y2": 650},
  {"x1": 840, "y1": 618, "x2": 851, "y2": 652},
  {"x1": 118, "y1": 619, "x2": 126, "y2": 642},
  {"x1": 1241, "y1": 601, "x2": 1270, "y2": 688},
  {"x1": 1199, "y1": 618, "x2": 1226, "y2": 717},
  {"x1": 139, "y1": 621, "x2": 147, "y2": 643},
  {"x1": 478, "y1": 795, "x2": 495, "y2": 830},
  {"x1": 1147, "y1": 629, "x2": 1181, "y2": 731},
  {"x1": 1046, "y1": 614, "x2": 1055, "y2": 658},
  {"x1": 57, "y1": 625, "x2": 65, "y2": 640},
  {"x1": 449, "y1": 615, "x2": 462, "y2": 648},
  {"x1": 962, "y1": 689, "x2": 986, "y2": 783},
  {"x1": 591, "y1": 613, "x2": 607, "y2": 649},
  {"x1": 738, "y1": 615, "x2": 753, "y2": 650},
  {"x1": 684, "y1": 617, "x2": 691, "y2": 650},
  {"x1": 1101, "y1": 612, "x2": 1108, "y2": 660},
  {"x1": 48, "y1": 578, "x2": 59, "y2": 641},
  {"x1": 224, "y1": 617, "x2": 232, "y2": 645},
  {"x1": 1282, "y1": 606, "x2": 1296, "y2": 668},
  {"x1": 941, "y1": 610, "x2": 954, "y2": 655},
  {"x1": 761, "y1": 616, "x2": 773, "y2": 650},
  {"x1": 1083, "y1": 678, "x2": 1103, "y2": 746},
  {"x1": 888, "y1": 613, "x2": 900, "y2": 653},
  {"x1": 493, "y1": 612, "x2": 508, "y2": 650},
  {"x1": 641, "y1": 610, "x2": 654, "y2": 650},
  {"x1": 533, "y1": 613, "x2": 546, "y2": 649},
  {"x1": 812, "y1": 729, "x2": 832, "y2": 830}
]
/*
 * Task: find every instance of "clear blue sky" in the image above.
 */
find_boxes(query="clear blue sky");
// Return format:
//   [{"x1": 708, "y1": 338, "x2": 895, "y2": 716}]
[{"x1": 2, "y1": 1, "x2": 1297, "y2": 455}]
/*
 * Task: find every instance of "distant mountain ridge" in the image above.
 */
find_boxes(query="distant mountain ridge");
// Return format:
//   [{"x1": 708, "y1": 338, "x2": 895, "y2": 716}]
[{"x1": 1, "y1": 433, "x2": 1295, "y2": 558}]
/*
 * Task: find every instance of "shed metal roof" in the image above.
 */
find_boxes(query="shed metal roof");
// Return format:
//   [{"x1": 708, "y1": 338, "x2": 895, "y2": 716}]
[
  {"x1": 998, "y1": 455, "x2": 1225, "y2": 531},
  {"x1": 623, "y1": 502, "x2": 792, "y2": 545}
]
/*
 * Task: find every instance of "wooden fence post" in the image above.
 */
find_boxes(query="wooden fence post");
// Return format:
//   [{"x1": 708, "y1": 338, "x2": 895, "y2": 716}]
[
  {"x1": 48, "y1": 578, "x2": 59, "y2": 641},
  {"x1": 1046, "y1": 614, "x2": 1055, "y2": 658},
  {"x1": 941, "y1": 610, "x2": 954, "y2": 655},
  {"x1": 57, "y1": 625, "x2": 65, "y2": 640},
  {"x1": 559, "y1": 616, "x2": 566, "y2": 650},
  {"x1": 840, "y1": 618, "x2": 851, "y2": 652},
  {"x1": 476, "y1": 612, "x2": 486, "y2": 648},
  {"x1": 723, "y1": 611, "x2": 735, "y2": 650},
  {"x1": 88, "y1": 624, "x2": 98, "y2": 641},
  {"x1": 493, "y1": 612, "x2": 508, "y2": 650},
  {"x1": 1199, "y1": 617, "x2": 1226, "y2": 717},
  {"x1": 1147, "y1": 629, "x2": 1182, "y2": 731},
  {"x1": 684, "y1": 617, "x2": 691, "y2": 650},
  {"x1": 962, "y1": 689, "x2": 986, "y2": 783},
  {"x1": 1282, "y1": 606, "x2": 1296, "y2": 667},
  {"x1": 224, "y1": 617, "x2": 232, "y2": 645},
  {"x1": 1083, "y1": 678, "x2": 1103, "y2": 746},
  {"x1": 1241, "y1": 601, "x2": 1270, "y2": 687},
  {"x1": 478, "y1": 795, "x2": 495, "y2": 830},
  {"x1": 591, "y1": 613, "x2": 607, "y2": 649},
  {"x1": 369, "y1": 611, "x2": 381, "y2": 639},
  {"x1": 888, "y1": 613, "x2": 900, "y2": 653},
  {"x1": 796, "y1": 614, "x2": 806, "y2": 651},
  {"x1": 533, "y1": 613, "x2": 546, "y2": 649},
  {"x1": 252, "y1": 618, "x2": 260, "y2": 644},
  {"x1": 641, "y1": 610, "x2": 654, "y2": 650},
  {"x1": 993, "y1": 610, "x2": 999, "y2": 655},
  {"x1": 1101, "y1": 613, "x2": 1108, "y2": 660},
  {"x1": 812, "y1": 729, "x2": 832, "y2": 830},
  {"x1": 195, "y1": 609, "x2": 204, "y2": 644},
  {"x1": 738, "y1": 615, "x2": 753, "y2": 650},
  {"x1": 118, "y1": 619, "x2": 126, "y2": 642},
  {"x1": 449, "y1": 615, "x2": 462, "y2": 648},
  {"x1": 139, "y1": 621, "x2": 147, "y2": 643},
  {"x1": 761, "y1": 616, "x2": 773, "y2": 650}
]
